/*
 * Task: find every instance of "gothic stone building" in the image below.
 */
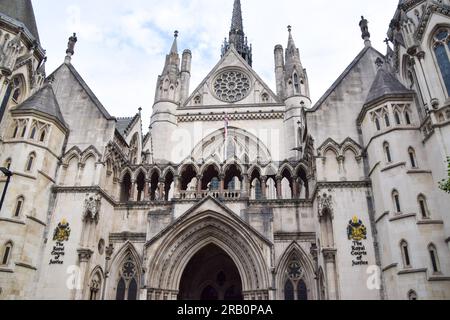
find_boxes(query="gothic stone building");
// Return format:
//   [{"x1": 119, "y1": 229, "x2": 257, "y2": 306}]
[{"x1": 0, "y1": 0, "x2": 449, "y2": 300}]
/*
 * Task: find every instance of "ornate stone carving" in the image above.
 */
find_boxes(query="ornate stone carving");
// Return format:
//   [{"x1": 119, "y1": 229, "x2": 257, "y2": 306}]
[
  {"x1": 83, "y1": 193, "x2": 101, "y2": 223},
  {"x1": 78, "y1": 248, "x2": 93, "y2": 262},
  {"x1": 317, "y1": 192, "x2": 333, "y2": 219},
  {"x1": 322, "y1": 249, "x2": 337, "y2": 263}
]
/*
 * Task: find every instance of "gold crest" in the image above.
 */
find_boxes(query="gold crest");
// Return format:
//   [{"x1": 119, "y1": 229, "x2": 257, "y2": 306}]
[
  {"x1": 53, "y1": 219, "x2": 71, "y2": 242},
  {"x1": 347, "y1": 216, "x2": 367, "y2": 241}
]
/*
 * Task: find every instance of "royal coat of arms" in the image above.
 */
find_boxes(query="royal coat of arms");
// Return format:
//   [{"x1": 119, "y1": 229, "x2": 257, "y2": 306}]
[
  {"x1": 53, "y1": 219, "x2": 71, "y2": 242},
  {"x1": 347, "y1": 216, "x2": 367, "y2": 241}
]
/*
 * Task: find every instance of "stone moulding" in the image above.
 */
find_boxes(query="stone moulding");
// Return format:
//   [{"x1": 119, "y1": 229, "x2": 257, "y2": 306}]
[{"x1": 177, "y1": 111, "x2": 284, "y2": 122}]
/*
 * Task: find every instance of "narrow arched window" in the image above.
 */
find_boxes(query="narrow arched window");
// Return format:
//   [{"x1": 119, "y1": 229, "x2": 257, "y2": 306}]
[
  {"x1": 12, "y1": 125, "x2": 18, "y2": 138},
  {"x1": 21, "y1": 126, "x2": 27, "y2": 138},
  {"x1": 293, "y1": 73, "x2": 299, "y2": 93},
  {"x1": 428, "y1": 244, "x2": 441, "y2": 273},
  {"x1": 418, "y1": 195, "x2": 429, "y2": 219},
  {"x1": 432, "y1": 28, "x2": 450, "y2": 95},
  {"x1": 375, "y1": 117, "x2": 381, "y2": 131},
  {"x1": 30, "y1": 126, "x2": 37, "y2": 140},
  {"x1": 384, "y1": 142, "x2": 392, "y2": 163},
  {"x1": 14, "y1": 196, "x2": 24, "y2": 218},
  {"x1": 39, "y1": 130, "x2": 46, "y2": 142},
  {"x1": 25, "y1": 153, "x2": 36, "y2": 172},
  {"x1": 284, "y1": 279, "x2": 294, "y2": 300},
  {"x1": 400, "y1": 240, "x2": 411, "y2": 268},
  {"x1": 2, "y1": 242, "x2": 13, "y2": 265},
  {"x1": 384, "y1": 113, "x2": 390, "y2": 127},
  {"x1": 408, "y1": 290, "x2": 418, "y2": 300},
  {"x1": 393, "y1": 190, "x2": 401, "y2": 213},
  {"x1": 394, "y1": 111, "x2": 401, "y2": 125},
  {"x1": 405, "y1": 110, "x2": 412, "y2": 125},
  {"x1": 408, "y1": 148, "x2": 418, "y2": 168}
]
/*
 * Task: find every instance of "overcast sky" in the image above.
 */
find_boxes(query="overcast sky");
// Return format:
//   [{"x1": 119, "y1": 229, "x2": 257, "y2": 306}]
[{"x1": 33, "y1": 0, "x2": 399, "y2": 129}]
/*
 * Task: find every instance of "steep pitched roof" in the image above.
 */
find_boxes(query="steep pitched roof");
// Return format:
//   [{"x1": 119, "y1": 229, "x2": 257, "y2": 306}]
[
  {"x1": 312, "y1": 46, "x2": 384, "y2": 110},
  {"x1": 12, "y1": 84, "x2": 67, "y2": 129},
  {"x1": 49, "y1": 62, "x2": 115, "y2": 121},
  {"x1": 116, "y1": 115, "x2": 138, "y2": 137},
  {"x1": 364, "y1": 67, "x2": 413, "y2": 106},
  {"x1": 0, "y1": 0, "x2": 40, "y2": 42}
]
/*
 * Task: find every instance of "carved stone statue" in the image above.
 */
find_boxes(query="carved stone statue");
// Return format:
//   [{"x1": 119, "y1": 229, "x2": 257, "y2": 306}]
[
  {"x1": 66, "y1": 33, "x2": 77, "y2": 55},
  {"x1": 359, "y1": 16, "x2": 370, "y2": 40}
]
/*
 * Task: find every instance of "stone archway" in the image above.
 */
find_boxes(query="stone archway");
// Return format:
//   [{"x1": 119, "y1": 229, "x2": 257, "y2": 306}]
[
  {"x1": 178, "y1": 244, "x2": 243, "y2": 300},
  {"x1": 145, "y1": 197, "x2": 272, "y2": 300}
]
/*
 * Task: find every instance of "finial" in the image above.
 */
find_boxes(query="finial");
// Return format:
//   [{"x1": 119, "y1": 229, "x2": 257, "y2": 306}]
[
  {"x1": 138, "y1": 107, "x2": 142, "y2": 114},
  {"x1": 287, "y1": 25, "x2": 292, "y2": 33},
  {"x1": 65, "y1": 32, "x2": 78, "y2": 64},
  {"x1": 174, "y1": 30, "x2": 179, "y2": 38}
]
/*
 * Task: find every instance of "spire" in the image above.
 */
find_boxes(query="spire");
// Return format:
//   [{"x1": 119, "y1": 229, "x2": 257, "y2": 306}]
[
  {"x1": 65, "y1": 33, "x2": 78, "y2": 64},
  {"x1": 0, "y1": 0, "x2": 40, "y2": 42},
  {"x1": 359, "y1": 16, "x2": 371, "y2": 47},
  {"x1": 170, "y1": 30, "x2": 179, "y2": 54},
  {"x1": 221, "y1": 0, "x2": 252, "y2": 66},
  {"x1": 287, "y1": 25, "x2": 297, "y2": 53},
  {"x1": 231, "y1": 0, "x2": 243, "y2": 33}
]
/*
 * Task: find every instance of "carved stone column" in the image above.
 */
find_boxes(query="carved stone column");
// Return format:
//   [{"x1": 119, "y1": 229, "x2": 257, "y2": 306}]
[
  {"x1": 158, "y1": 178, "x2": 165, "y2": 201},
  {"x1": 276, "y1": 176, "x2": 283, "y2": 200},
  {"x1": 242, "y1": 173, "x2": 249, "y2": 198},
  {"x1": 292, "y1": 177, "x2": 299, "y2": 199},
  {"x1": 142, "y1": 179, "x2": 149, "y2": 201},
  {"x1": 129, "y1": 179, "x2": 136, "y2": 201},
  {"x1": 196, "y1": 175, "x2": 202, "y2": 194},
  {"x1": 261, "y1": 176, "x2": 267, "y2": 200},
  {"x1": 76, "y1": 248, "x2": 93, "y2": 300},
  {"x1": 219, "y1": 174, "x2": 225, "y2": 196},
  {"x1": 323, "y1": 248, "x2": 338, "y2": 300},
  {"x1": 174, "y1": 175, "x2": 181, "y2": 199}
]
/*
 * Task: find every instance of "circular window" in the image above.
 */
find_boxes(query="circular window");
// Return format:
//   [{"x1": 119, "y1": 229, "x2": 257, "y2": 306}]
[{"x1": 213, "y1": 70, "x2": 251, "y2": 103}]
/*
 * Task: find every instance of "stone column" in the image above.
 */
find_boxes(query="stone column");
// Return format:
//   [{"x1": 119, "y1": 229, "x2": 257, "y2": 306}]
[
  {"x1": 242, "y1": 174, "x2": 249, "y2": 198},
  {"x1": 197, "y1": 175, "x2": 202, "y2": 193},
  {"x1": 76, "y1": 249, "x2": 93, "y2": 300},
  {"x1": 75, "y1": 163, "x2": 84, "y2": 187},
  {"x1": 174, "y1": 175, "x2": 181, "y2": 199},
  {"x1": 323, "y1": 249, "x2": 338, "y2": 300},
  {"x1": 261, "y1": 176, "x2": 267, "y2": 200},
  {"x1": 129, "y1": 179, "x2": 136, "y2": 201},
  {"x1": 159, "y1": 179, "x2": 165, "y2": 201},
  {"x1": 219, "y1": 174, "x2": 225, "y2": 196},
  {"x1": 276, "y1": 176, "x2": 283, "y2": 200},
  {"x1": 292, "y1": 177, "x2": 299, "y2": 199},
  {"x1": 144, "y1": 179, "x2": 150, "y2": 201}
]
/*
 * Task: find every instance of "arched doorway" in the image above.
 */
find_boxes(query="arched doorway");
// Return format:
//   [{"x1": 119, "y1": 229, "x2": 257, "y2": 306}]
[{"x1": 178, "y1": 244, "x2": 243, "y2": 301}]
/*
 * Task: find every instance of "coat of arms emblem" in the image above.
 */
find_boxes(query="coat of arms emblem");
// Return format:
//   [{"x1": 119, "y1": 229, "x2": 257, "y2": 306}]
[
  {"x1": 53, "y1": 219, "x2": 71, "y2": 242},
  {"x1": 347, "y1": 216, "x2": 367, "y2": 241}
]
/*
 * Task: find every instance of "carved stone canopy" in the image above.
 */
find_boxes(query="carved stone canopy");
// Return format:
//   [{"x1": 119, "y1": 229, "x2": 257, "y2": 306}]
[
  {"x1": 317, "y1": 192, "x2": 334, "y2": 220},
  {"x1": 83, "y1": 193, "x2": 101, "y2": 223}
]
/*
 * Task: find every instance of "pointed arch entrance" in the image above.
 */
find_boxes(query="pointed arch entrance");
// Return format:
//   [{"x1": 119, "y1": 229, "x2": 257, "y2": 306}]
[
  {"x1": 145, "y1": 197, "x2": 271, "y2": 300},
  {"x1": 178, "y1": 244, "x2": 243, "y2": 300}
]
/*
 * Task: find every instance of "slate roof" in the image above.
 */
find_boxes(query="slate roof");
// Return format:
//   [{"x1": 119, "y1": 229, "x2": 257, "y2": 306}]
[
  {"x1": 13, "y1": 84, "x2": 67, "y2": 128},
  {"x1": 364, "y1": 67, "x2": 413, "y2": 106},
  {"x1": 48, "y1": 62, "x2": 115, "y2": 121},
  {"x1": 0, "y1": 0, "x2": 40, "y2": 42},
  {"x1": 116, "y1": 117, "x2": 135, "y2": 137}
]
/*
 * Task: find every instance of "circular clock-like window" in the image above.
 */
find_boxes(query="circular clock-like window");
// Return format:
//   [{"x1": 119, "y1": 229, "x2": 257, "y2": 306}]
[{"x1": 213, "y1": 70, "x2": 251, "y2": 103}]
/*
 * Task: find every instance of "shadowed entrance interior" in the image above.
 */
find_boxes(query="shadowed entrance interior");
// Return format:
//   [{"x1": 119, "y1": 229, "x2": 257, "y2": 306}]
[{"x1": 178, "y1": 244, "x2": 243, "y2": 300}]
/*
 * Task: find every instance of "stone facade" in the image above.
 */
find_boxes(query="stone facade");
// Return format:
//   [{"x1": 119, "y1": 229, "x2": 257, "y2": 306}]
[{"x1": 0, "y1": 0, "x2": 449, "y2": 300}]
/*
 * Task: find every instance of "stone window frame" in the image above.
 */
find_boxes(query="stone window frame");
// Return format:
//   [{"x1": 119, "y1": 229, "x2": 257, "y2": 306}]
[
  {"x1": 25, "y1": 152, "x2": 36, "y2": 173},
  {"x1": 430, "y1": 26, "x2": 450, "y2": 97},
  {"x1": 212, "y1": 68, "x2": 252, "y2": 103},
  {"x1": 428, "y1": 243, "x2": 441, "y2": 274},
  {"x1": 13, "y1": 196, "x2": 25, "y2": 218},
  {"x1": 392, "y1": 189, "x2": 402, "y2": 214},
  {"x1": 408, "y1": 147, "x2": 418, "y2": 168},
  {"x1": 400, "y1": 239, "x2": 412, "y2": 269},
  {"x1": 1, "y1": 241, "x2": 13, "y2": 266}
]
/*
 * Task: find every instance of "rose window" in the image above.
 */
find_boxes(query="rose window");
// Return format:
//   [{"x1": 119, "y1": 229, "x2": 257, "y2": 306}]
[{"x1": 213, "y1": 70, "x2": 251, "y2": 102}]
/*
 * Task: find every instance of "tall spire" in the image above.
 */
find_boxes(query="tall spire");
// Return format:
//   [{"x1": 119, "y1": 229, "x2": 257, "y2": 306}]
[
  {"x1": 287, "y1": 25, "x2": 297, "y2": 53},
  {"x1": 0, "y1": 0, "x2": 40, "y2": 42},
  {"x1": 231, "y1": 0, "x2": 243, "y2": 33},
  {"x1": 221, "y1": 0, "x2": 252, "y2": 66}
]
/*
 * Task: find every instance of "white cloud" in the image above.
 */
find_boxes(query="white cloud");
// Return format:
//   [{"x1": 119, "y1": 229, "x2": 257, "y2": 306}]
[{"x1": 34, "y1": 0, "x2": 399, "y2": 131}]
